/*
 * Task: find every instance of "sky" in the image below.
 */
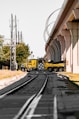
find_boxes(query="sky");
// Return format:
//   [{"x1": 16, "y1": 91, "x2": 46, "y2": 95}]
[{"x1": 0, "y1": 0, "x2": 64, "y2": 58}]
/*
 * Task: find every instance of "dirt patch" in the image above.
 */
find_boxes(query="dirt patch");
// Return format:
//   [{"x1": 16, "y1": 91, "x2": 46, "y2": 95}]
[
  {"x1": 58, "y1": 72, "x2": 79, "y2": 86},
  {"x1": 0, "y1": 70, "x2": 26, "y2": 80},
  {"x1": 0, "y1": 70, "x2": 27, "y2": 90}
]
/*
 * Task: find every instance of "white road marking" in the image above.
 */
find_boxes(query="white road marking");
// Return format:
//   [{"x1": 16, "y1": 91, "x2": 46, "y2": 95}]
[
  {"x1": 53, "y1": 95, "x2": 58, "y2": 119},
  {"x1": 14, "y1": 94, "x2": 35, "y2": 119},
  {"x1": 22, "y1": 95, "x2": 42, "y2": 119},
  {"x1": 26, "y1": 114, "x2": 53, "y2": 117}
]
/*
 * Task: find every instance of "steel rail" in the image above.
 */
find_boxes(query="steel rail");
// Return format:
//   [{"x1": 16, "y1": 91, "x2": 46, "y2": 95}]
[
  {"x1": 0, "y1": 75, "x2": 38, "y2": 99},
  {"x1": 14, "y1": 75, "x2": 48, "y2": 119}
]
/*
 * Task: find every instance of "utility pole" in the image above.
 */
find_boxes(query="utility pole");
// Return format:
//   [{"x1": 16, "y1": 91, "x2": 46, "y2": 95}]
[
  {"x1": 18, "y1": 31, "x2": 20, "y2": 44},
  {"x1": 15, "y1": 15, "x2": 17, "y2": 44},
  {"x1": 20, "y1": 31, "x2": 23, "y2": 43},
  {"x1": 14, "y1": 15, "x2": 17, "y2": 69},
  {"x1": 10, "y1": 14, "x2": 17, "y2": 70},
  {"x1": 18, "y1": 31, "x2": 23, "y2": 43}
]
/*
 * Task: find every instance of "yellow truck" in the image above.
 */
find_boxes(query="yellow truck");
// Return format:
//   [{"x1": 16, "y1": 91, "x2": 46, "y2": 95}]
[
  {"x1": 44, "y1": 61, "x2": 64, "y2": 72},
  {"x1": 26, "y1": 58, "x2": 65, "y2": 72},
  {"x1": 26, "y1": 59, "x2": 38, "y2": 71}
]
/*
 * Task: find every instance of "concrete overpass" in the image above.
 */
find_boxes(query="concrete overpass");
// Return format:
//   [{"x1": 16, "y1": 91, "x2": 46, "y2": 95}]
[{"x1": 45, "y1": 0, "x2": 79, "y2": 73}]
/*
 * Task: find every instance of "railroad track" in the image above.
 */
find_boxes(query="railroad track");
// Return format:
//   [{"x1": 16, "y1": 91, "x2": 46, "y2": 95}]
[
  {"x1": 0, "y1": 71, "x2": 48, "y2": 119},
  {"x1": 0, "y1": 71, "x2": 79, "y2": 119}
]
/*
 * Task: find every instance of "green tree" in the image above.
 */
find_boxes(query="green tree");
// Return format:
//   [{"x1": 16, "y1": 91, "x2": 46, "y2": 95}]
[
  {"x1": 16, "y1": 43, "x2": 30, "y2": 67},
  {"x1": 2, "y1": 43, "x2": 30, "y2": 68},
  {"x1": 0, "y1": 35, "x2": 4, "y2": 60},
  {"x1": 2, "y1": 45, "x2": 10, "y2": 61}
]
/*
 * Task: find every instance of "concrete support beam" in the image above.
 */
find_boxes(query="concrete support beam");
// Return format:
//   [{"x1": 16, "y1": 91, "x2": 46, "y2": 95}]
[
  {"x1": 50, "y1": 46, "x2": 55, "y2": 61},
  {"x1": 61, "y1": 29, "x2": 72, "y2": 72},
  {"x1": 67, "y1": 21, "x2": 79, "y2": 73},
  {"x1": 73, "y1": 9, "x2": 79, "y2": 19},
  {"x1": 50, "y1": 43, "x2": 56, "y2": 61},
  {"x1": 46, "y1": 44, "x2": 56, "y2": 61},
  {"x1": 53, "y1": 43, "x2": 58, "y2": 61},
  {"x1": 50, "y1": 39, "x2": 61, "y2": 62},
  {"x1": 57, "y1": 35, "x2": 66, "y2": 61},
  {"x1": 46, "y1": 46, "x2": 52, "y2": 61},
  {"x1": 54, "y1": 39, "x2": 61, "y2": 61}
]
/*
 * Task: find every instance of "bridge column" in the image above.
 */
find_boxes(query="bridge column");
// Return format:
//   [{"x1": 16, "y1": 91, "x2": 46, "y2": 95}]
[
  {"x1": 46, "y1": 44, "x2": 55, "y2": 61},
  {"x1": 67, "y1": 22, "x2": 79, "y2": 73},
  {"x1": 50, "y1": 40, "x2": 61, "y2": 62},
  {"x1": 46, "y1": 46, "x2": 52, "y2": 61},
  {"x1": 50, "y1": 46, "x2": 55, "y2": 61},
  {"x1": 52, "y1": 41, "x2": 59, "y2": 62},
  {"x1": 73, "y1": 9, "x2": 79, "y2": 19},
  {"x1": 54, "y1": 39, "x2": 61, "y2": 61},
  {"x1": 61, "y1": 29, "x2": 72, "y2": 72},
  {"x1": 57, "y1": 35, "x2": 66, "y2": 61}
]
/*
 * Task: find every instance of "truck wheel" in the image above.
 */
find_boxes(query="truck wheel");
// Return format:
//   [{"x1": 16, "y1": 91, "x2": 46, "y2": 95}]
[
  {"x1": 59, "y1": 67, "x2": 64, "y2": 72},
  {"x1": 54, "y1": 68, "x2": 58, "y2": 72},
  {"x1": 48, "y1": 67, "x2": 52, "y2": 72}
]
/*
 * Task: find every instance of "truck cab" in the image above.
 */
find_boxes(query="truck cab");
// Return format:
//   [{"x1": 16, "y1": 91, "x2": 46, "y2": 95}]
[{"x1": 27, "y1": 59, "x2": 38, "y2": 71}]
